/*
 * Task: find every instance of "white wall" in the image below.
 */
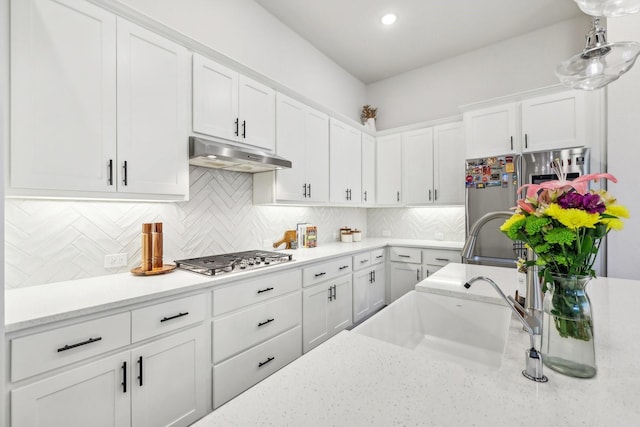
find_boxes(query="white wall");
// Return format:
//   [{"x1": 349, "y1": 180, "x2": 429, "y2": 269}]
[
  {"x1": 114, "y1": 0, "x2": 367, "y2": 122},
  {"x1": 367, "y1": 16, "x2": 592, "y2": 130},
  {"x1": 606, "y1": 13, "x2": 640, "y2": 280}
]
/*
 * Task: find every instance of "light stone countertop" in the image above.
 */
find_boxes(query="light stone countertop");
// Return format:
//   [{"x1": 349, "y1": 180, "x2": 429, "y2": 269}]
[
  {"x1": 4, "y1": 238, "x2": 462, "y2": 332},
  {"x1": 194, "y1": 264, "x2": 640, "y2": 426}
]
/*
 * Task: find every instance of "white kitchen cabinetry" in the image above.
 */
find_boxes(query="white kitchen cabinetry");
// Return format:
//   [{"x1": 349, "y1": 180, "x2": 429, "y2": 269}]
[
  {"x1": 388, "y1": 247, "x2": 423, "y2": 303},
  {"x1": 464, "y1": 103, "x2": 518, "y2": 158},
  {"x1": 352, "y1": 249, "x2": 386, "y2": 324},
  {"x1": 376, "y1": 134, "x2": 403, "y2": 205},
  {"x1": 10, "y1": 0, "x2": 189, "y2": 199},
  {"x1": 521, "y1": 91, "x2": 586, "y2": 152},
  {"x1": 361, "y1": 133, "x2": 376, "y2": 205},
  {"x1": 422, "y1": 248, "x2": 460, "y2": 278},
  {"x1": 212, "y1": 269, "x2": 302, "y2": 408},
  {"x1": 10, "y1": 0, "x2": 116, "y2": 194},
  {"x1": 432, "y1": 122, "x2": 465, "y2": 204},
  {"x1": 253, "y1": 94, "x2": 329, "y2": 203},
  {"x1": 329, "y1": 119, "x2": 362, "y2": 204},
  {"x1": 402, "y1": 128, "x2": 433, "y2": 205},
  {"x1": 192, "y1": 54, "x2": 275, "y2": 151}
]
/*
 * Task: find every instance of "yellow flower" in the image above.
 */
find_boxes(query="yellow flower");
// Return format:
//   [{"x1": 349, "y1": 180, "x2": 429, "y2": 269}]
[
  {"x1": 545, "y1": 203, "x2": 599, "y2": 230},
  {"x1": 605, "y1": 204, "x2": 630, "y2": 219},
  {"x1": 602, "y1": 218, "x2": 624, "y2": 230},
  {"x1": 500, "y1": 213, "x2": 525, "y2": 231}
]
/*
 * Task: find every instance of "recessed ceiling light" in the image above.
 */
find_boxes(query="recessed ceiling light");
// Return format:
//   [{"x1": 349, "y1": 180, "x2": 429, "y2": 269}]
[{"x1": 381, "y1": 13, "x2": 397, "y2": 25}]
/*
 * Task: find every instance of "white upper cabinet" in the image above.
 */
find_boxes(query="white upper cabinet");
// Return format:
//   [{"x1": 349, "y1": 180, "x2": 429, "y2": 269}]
[
  {"x1": 432, "y1": 122, "x2": 464, "y2": 204},
  {"x1": 402, "y1": 128, "x2": 433, "y2": 205},
  {"x1": 329, "y1": 119, "x2": 361, "y2": 205},
  {"x1": 361, "y1": 133, "x2": 376, "y2": 205},
  {"x1": 376, "y1": 134, "x2": 403, "y2": 205},
  {"x1": 10, "y1": 0, "x2": 117, "y2": 193},
  {"x1": 521, "y1": 91, "x2": 586, "y2": 152},
  {"x1": 192, "y1": 54, "x2": 275, "y2": 151},
  {"x1": 10, "y1": 0, "x2": 189, "y2": 199},
  {"x1": 253, "y1": 94, "x2": 329, "y2": 204},
  {"x1": 116, "y1": 19, "x2": 189, "y2": 196},
  {"x1": 464, "y1": 103, "x2": 517, "y2": 158}
]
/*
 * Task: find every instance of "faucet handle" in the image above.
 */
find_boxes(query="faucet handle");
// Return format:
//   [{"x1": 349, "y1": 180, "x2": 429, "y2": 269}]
[{"x1": 522, "y1": 348, "x2": 548, "y2": 383}]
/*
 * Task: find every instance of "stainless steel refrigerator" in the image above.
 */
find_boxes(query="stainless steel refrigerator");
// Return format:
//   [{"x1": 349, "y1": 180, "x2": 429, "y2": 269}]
[{"x1": 464, "y1": 147, "x2": 591, "y2": 267}]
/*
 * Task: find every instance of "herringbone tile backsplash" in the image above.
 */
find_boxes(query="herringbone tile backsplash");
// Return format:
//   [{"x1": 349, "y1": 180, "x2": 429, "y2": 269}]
[{"x1": 4, "y1": 167, "x2": 463, "y2": 288}]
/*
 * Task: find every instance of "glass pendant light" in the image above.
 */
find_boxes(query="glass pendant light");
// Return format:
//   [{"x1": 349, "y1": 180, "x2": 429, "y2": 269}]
[
  {"x1": 573, "y1": 0, "x2": 640, "y2": 17},
  {"x1": 556, "y1": 18, "x2": 640, "y2": 90}
]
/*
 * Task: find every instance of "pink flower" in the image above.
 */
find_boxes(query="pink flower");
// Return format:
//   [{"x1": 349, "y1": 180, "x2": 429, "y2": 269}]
[
  {"x1": 518, "y1": 173, "x2": 618, "y2": 198},
  {"x1": 517, "y1": 199, "x2": 535, "y2": 213}
]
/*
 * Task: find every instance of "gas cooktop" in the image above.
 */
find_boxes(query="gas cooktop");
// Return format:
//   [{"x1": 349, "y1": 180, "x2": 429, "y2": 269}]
[{"x1": 174, "y1": 250, "x2": 293, "y2": 276}]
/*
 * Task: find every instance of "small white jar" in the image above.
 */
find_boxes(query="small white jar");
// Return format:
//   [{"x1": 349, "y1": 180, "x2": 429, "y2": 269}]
[{"x1": 341, "y1": 231, "x2": 353, "y2": 243}]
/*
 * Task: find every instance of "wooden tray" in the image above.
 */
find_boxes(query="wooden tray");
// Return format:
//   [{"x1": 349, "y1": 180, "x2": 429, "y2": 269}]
[{"x1": 131, "y1": 264, "x2": 177, "y2": 276}]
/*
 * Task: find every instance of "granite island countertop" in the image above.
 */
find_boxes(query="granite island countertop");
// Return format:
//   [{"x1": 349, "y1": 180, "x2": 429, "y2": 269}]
[{"x1": 194, "y1": 263, "x2": 640, "y2": 426}]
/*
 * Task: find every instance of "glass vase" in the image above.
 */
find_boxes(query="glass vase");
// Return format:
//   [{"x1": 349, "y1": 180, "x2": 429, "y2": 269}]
[{"x1": 541, "y1": 273, "x2": 596, "y2": 378}]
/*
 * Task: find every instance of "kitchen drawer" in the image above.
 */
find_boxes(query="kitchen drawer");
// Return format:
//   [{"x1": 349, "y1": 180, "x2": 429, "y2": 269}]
[
  {"x1": 371, "y1": 248, "x2": 385, "y2": 265},
  {"x1": 352, "y1": 252, "x2": 371, "y2": 271},
  {"x1": 422, "y1": 249, "x2": 460, "y2": 266},
  {"x1": 213, "y1": 326, "x2": 301, "y2": 408},
  {"x1": 389, "y1": 247, "x2": 422, "y2": 263},
  {"x1": 11, "y1": 312, "x2": 131, "y2": 382},
  {"x1": 213, "y1": 268, "x2": 301, "y2": 316},
  {"x1": 213, "y1": 291, "x2": 301, "y2": 363},
  {"x1": 131, "y1": 293, "x2": 208, "y2": 342},
  {"x1": 302, "y1": 256, "x2": 352, "y2": 286}
]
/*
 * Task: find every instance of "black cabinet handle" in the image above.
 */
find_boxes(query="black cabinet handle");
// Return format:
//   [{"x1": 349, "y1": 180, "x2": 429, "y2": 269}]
[
  {"x1": 328, "y1": 287, "x2": 333, "y2": 301},
  {"x1": 435, "y1": 258, "x2": 450, "y2": 262},
  {"x1": 242, "y1": 120, "x2": 246, "y2": 138},
  {"x1": 332, "y1": 285, "x2": 337, "y2": 300},
  {"x1": 122, "y1": 161, "x2": 128, "y2": 186},
  {"x1": 510, "y1": 136, "x2": 514, "y2": 150},
  {"x1": 369, "y1": 271, "x2": 373, "y2": 283},
  {"x1": 303, "y1": 183, "x2": 307, "y2": 198},
  {"x1": 160, "y1": 312, "x2": 189, "y2": 323},
  {"x1": 434, "y1": 189, "x2": 438, "y2": 201},
  {"x1": 397, "y1": 191, "x2": 400, "y2": 202},
  {"x1": 308, "y1": 183, "x2": 311, "y2": 198},
  {"x1": 257, "y1": 287, "x2": 274, "y2": 294},
  {"x1": 398, "y1": 254, "x2": 411, "y2": 258},
  {"x1": 339, "y1": 265, "x2": 350, "y2": 270},
  {"x1": 428, "y1": 189, "x2": 432, "y2": 201},
  {"x1": 258, "y1": 356, "x2": 275, "y2": 368},
  {"x1": 235, "y1": 118, "x2": 239, "y2": 136},
  {"x1": 364, "y1": 190, "x2": 368, "y2": 202},
  {"x1": 376, "y1": 255, "x2": 384, "y2": 259},
  {"x1": 417, "y1": 268, "x2": 420, "y2": 281},
  {"x1": 315, "y1": 272, "x2": 326, "y2": 278},
  {"x1": 108, "y1": 160, "x2": 113, "y2": 186},
  {"x1": 57, "y1": 336, "x2": 102, "y2": 352},
  {"x1": 122, "y1": 361, "x2": 127, "y2": 393},
  {"x1": 360, "y1": 259, "x2": 369, "y2": 264},
  {"x1": 525, "y1": 133, "x2": 528, "y2": 149},
  {"x1": 137, "y1": 356, "x2": 143, "y2": 387},
  {"x1": 257, "y1": 318, "x2": 274, "y2": 327},
  {"x1": 373, "y1": 270, "x2": 376, "y2": 282}
]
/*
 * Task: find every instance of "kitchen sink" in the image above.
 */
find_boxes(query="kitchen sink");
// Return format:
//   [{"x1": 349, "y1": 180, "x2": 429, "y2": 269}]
[{"x1": 351, "y1": 290, "x2": 512, "y2": 369}]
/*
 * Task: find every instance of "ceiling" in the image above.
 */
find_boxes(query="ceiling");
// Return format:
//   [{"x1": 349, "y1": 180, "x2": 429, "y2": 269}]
[{"x1": 254, "y1": 0, "x2": 584, "y2": 84}]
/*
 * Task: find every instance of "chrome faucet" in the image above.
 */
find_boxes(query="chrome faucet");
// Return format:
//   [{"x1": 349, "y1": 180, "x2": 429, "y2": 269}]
[
  {"x1": 464, "y1": 276, "x2": 547, "y2": 383},
  {"x1": 462, "y1": 211, "x2": 543, "y2": 334}
]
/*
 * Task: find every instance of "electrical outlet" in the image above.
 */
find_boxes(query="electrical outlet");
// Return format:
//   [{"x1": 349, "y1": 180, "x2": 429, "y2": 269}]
[
  {"x1": 382, "y1": 230, "x2": 391, "y2": 237},
  {"x1": 435, "y1": 232, "x2": 445, "y2": 240},
  {"x1": 104, "y1": 253, "x2": 128, "y2": 268}
]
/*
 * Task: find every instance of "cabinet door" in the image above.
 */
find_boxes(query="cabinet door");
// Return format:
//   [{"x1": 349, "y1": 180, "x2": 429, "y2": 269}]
[
  {"x1": 521, "y1": 91, "x2": 586, "y2": 152},
  {"x1": 305, "y1": 107, "x2": 330, "y2": 203},
  {"x1": 330, "y1": 276, "x2": 353, "y2": 334},
  {"x1": 239, "y1": 75, "x2": 276, "y2": 150},
  {"x1": 12, "y1": 352, "x2": 130, "y2": 427},
  {"x1": 192, "y1": 54, "x2": 239, "y2": 141},
  {"x1": 352, "y1": 269, "x2": 372, "y2": 324},
  {"x1": 131, "y1": 325, "x2": 210, "y2": 427},
  {"x1": 402, "y1": 128, "x2": 433, "y2": 205},
  {"x1": 376, "y1": 134, "x2": 403, "y2": 205},
  {"x1": 370, "y1": 264, "x2": 386, "y2": 312},
  {"x1": 330, "y1": 119, "x2": 362, "y2": 204},
  {"x1": 361, "y1": 133, "x2": 376, "y2": 205},
  {"x1": 433, "y1": 122, "x2": 464, "y2": 204},
  {"x1": 10, "y1": 0, "x2": 117, "y2": 193},
  {"x1": 389, "y1": 262, "x2": 422, "y2": 303},
  {"x1": 275, "y1": 94, "x2": 307, "y2": 201},
  {"x1": 302, "y1": 284, "x2": 332, "y2": 353},
  {"x1": 116, "y1": 18, "x2": 189, "y2": 196},
  {"x1": 464, "y1": 103, "x2": 517, "y2": 158}
]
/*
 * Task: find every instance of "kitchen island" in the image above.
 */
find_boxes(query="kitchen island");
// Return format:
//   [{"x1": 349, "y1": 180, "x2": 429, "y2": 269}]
[{"x1": 194, "y1": 263, "x2": 640, "y2": 426}]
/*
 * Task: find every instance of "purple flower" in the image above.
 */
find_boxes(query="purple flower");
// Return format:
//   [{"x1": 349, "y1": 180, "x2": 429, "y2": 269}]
[
  {"x1": 582, "y1": 193, "x2": 606, "y2": 214},
  {"x1": 558, "y1": 192, "x2": 584, "y2": 209},
  {"x1": 558, "y1": 192, "x2": 605, "y2": 214}
]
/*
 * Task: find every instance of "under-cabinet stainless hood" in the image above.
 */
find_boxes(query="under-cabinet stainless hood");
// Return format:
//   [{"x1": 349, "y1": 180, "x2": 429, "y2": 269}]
[{"x1": 188, "y1": 136, "x2": 292, "y2": 173}]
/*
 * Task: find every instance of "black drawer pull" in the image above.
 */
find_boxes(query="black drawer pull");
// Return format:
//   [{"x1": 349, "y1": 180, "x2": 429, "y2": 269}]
[
  {"x1": 258, "y1": 356, "x2": 275, "y2": 368},
  {"x1": 360, "y1": 259, "x2": 369, "y2": 264},
  {"x1": 314, "y1": 272, "x2": 326, "y2": 277},
  {"x1": 57, "y1": 336, "x2": 102, "y2": 352},
  {"x1": 376, "y1": 255, "x2": 384, "y2": 259},
  {"x1": 257, "y1": 287, "x2": 274, "y2": 294},
  {"x1": 258, "y1": 318, "x2": 275, "y2": 327},
  {"x1": 160, "y1": 312, "x2": 189, "y2": 323},
  {"x1": 435, "y1": 258, "x2": 450, "y2": 262},
  {"x1": 398, "y1": 254, "x2": 411, "y2": 258},
  {"x1": 122, "y1": 361, "x2": 127, "y2": 393},
  {"x1": 137, "y1": 356, "x2": 143, "y2": 386},
  {"x1": 339, "y1": 265, "x2": 350, "y2": 270}
]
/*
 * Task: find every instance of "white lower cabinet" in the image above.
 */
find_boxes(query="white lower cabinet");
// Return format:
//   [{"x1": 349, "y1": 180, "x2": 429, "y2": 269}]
[
  {"x1": 302, "y1": 274, "x2": 353, "y2": 353},
  {"x1": 352, "y1": 249, "x2": 386, "y2": 324},
  {"x1": 422, "y1": 248, "x2": 460, "y2": 279},
  {"x1": 389, "y1": 247, "x2": 423, "y2": 303}
]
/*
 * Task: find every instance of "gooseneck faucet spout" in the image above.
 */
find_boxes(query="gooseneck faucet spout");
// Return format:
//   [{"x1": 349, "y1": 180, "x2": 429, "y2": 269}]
[
  {"x1": 461, "y1": 211, "x2": 514, "y2": 264},
  {"x1": 465, "y1": 276, "x2": 548, "y2": 383}
]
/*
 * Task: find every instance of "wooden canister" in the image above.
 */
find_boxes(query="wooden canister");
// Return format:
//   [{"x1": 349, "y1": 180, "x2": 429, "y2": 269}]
[
  {"x1": 141, "y1": 223, "x2": 153, "y2": 271},
  {"x1": 152, "y1": 222, "x2": 163, "y2": 269}
]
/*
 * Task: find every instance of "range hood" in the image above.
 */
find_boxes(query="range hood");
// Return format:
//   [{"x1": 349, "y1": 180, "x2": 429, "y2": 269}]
[{"x1": 189, "y1": 136, "x2": 292, "y2": 173}]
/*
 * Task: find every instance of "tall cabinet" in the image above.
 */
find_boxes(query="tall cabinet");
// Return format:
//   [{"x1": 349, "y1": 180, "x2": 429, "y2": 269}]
[
  {"x1": 376, "y1": 134, "x2": 403, "y2": 205},
  {"x1": 329, "y1": 119, "x2": 362, "y2": 205}
]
